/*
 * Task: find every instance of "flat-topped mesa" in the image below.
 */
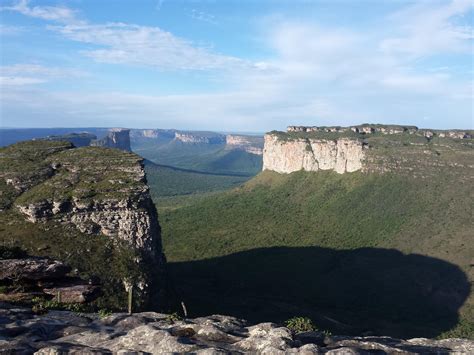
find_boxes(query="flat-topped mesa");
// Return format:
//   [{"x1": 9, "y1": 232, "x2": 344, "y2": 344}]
[
  {"x1": 287, "y1": 124, "x2": 472, "y2": 139},
  {"x1": 263, "y1": 134, "x2": 366, "y2": 174},
  {"x1": 130, "y1": 129, "x2": 176, "y2": 140},
  {"x1": 225, "y1": 134, "x2": 264, "y2": 155},
  {"x1": 175, "y1": 132, "x2": 226, "y2": 144},
  {"x1": 91, "y1": 128, "x2": 131, "y2": 151},
  {"x1": 264, "y1": 125, "x2": 474, "y2": 177}
]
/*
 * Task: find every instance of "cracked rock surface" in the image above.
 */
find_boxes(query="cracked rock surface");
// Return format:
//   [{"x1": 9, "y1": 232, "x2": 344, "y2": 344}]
[{"x1": 1, "y1": 304, "x2": 472, "y2": 354}]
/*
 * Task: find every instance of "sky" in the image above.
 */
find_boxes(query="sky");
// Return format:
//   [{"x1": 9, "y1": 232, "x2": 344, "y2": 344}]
[{"x1": 0, "y1": 0, "x2": 473, "y2": 131}]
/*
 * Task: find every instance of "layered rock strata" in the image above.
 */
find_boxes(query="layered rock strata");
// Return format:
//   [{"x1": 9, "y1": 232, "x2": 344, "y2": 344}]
[
  {"x1": 175, "y1": 132, "x2": 226, "y2": 144},
  {"x1": 0, "y1": 140, "x2": 165, "y2": 308},
  {"x1": 226, "y1": 135, "x2": 264, "y2": 155},
  {"x1": 287, "y1": 125, "x2": 472, "y2": 139},
  {"x1": 263, "y1": 134, "x2": 366, "y2": 174}
]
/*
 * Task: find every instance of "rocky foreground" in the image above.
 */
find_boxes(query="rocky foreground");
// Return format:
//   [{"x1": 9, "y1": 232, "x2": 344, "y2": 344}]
[{"x1": 1, "y1": 304, "x2": 472, "y2": 354}]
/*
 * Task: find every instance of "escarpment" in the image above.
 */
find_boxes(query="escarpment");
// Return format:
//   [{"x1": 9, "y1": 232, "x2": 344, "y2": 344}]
[
  {"x1": 0, "y1": 140, "x2": 165, "y2": 309},
  {"x1": 263, "y1": 125, "x2": 474, "y2": 177},
  {"x1": 263, "y1": 134, "x2": 366, "y2": 174},
  {"x1": 226, "y1": 135, "x2": 264, "y2": 155}
]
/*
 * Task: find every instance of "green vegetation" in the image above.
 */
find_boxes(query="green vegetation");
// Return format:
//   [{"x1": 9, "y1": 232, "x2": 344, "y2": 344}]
[
  {"x1": 31, "y1": 296, "x2": 91, "y2": 314},
  {"x1": 0, "y1": 209, "x2": 143, "y2": 310},
  {"x1": 98, "y1": 308, "x2": 113, "y2": 319},
  {"x1": 133, "y1": 139, "x2": 262, "y2": 176},
  {"x1": 158, "y1": 167, "x2": 473, "y2": 338},
  {"x1": 144, "y1": 160, "x2": 250, "y2": 212},
  {"x1": 285, "y1": 317, "x2": 317, "y2": 333},
  {"x1": 0, "y1": 141, "x2": 149, "y2": 310}
]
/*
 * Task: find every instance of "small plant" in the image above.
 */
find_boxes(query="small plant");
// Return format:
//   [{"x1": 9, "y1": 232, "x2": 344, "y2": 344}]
[
  {"x1": 98, "y1": 308, "x2": 113, "y2": 319},
  {"x1": 284, "y1": 316, "x2": 317, "y2": 333},
  {"x1": 166, "y1": 312, "x2": 183, "y2": 323},
  {"x1": 31, "y1": 296, "x2": 88, "y2": 314}
]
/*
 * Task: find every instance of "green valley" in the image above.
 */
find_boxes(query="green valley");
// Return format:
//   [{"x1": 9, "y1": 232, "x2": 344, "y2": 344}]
[{"x1": 155, "y1": 129, "x2": 474, "y2": 339}]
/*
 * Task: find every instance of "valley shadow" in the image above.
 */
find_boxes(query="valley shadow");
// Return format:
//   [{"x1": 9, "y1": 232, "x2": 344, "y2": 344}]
[{"x1": 169, "y1": 247, "x2": 470, "y2": 338}]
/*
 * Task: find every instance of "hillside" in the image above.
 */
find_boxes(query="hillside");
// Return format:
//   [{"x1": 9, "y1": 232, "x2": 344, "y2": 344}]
[
  {"x1": 132, "y1": 131, "x2": 263, "y2": 176},
  {"x1": 0, "y1": 140, "x2": 165, "y2": 310},
  {"x1": 144, "y1": 160, "x2": 250, "y2": 211},
  {"x1": 159, "y1": 129, "x2": 474, "y2": 339}
]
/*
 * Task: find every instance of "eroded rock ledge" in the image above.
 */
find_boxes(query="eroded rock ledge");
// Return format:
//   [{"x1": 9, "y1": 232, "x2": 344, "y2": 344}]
[{"x1": 1, "y1": 305, "x2": 472, "y2": 354}]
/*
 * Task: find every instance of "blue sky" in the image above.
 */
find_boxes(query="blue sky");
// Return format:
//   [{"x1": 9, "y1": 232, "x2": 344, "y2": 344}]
[{"x1": 0, "y1": 0, "x2": 472, "y2": 131}]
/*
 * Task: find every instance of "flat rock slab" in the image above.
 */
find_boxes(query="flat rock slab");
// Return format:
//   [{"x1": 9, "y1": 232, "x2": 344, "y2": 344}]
[
  {"x1": 42, "y1": 284, "x2": 100, "y2": 304},
  {"x1": 0, "y1": 306, "x2": 473, "y2": 354},
  {"x1": 0, "y1": 258, "x2": 71, "y2": 281}
]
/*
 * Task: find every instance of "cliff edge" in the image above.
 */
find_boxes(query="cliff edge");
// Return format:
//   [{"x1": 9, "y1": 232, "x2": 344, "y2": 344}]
[
  {"x1": 0, "y1": 140, "x2": 165, "y2": 309},
  {"x1": 263, "y1": 124, "x2": 474, "y2": 177}
]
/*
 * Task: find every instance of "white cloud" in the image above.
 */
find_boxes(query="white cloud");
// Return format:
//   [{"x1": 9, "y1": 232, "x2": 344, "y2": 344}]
[
  {"x1": 380, "y1": 0, "x2": 473, "y2": 56},
  {"x1": 0, "y1": 64, "x2": 87, "y2": 87},
  {"x1": 0, "y1": 76, "x2": 45, "y2": 86},
  {"x1": 1, "y1": 0, "x2": 472, "y2": 130},
  {"x1": 51, "y1": 23, "x2": 248, "y2": 70},
  {"x1": 189, "y1": 9, "x2": 217, "y2": 25},
  {"x1": 0, "y1": 0, "x2": 78, "y2": 23},
  {"x1": 0, "y1": 24, "x2": 24, "y2": 35}
]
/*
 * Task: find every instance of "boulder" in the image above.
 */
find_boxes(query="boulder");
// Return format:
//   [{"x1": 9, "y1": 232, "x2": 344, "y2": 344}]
[
  {"x1": 0, "y1": 258, "x2": 70, "y2": 281},
  {"x1": 42, "y1": 284, "x2": 100, "y2": 303}
]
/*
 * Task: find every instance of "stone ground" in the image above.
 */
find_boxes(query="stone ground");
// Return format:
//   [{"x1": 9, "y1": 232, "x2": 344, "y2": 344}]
[{"x1": 1, "y1": 303, "x2": 473, "y2": 354}]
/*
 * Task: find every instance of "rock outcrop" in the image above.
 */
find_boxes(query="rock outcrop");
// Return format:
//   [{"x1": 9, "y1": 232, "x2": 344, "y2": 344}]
[
  {"x1": 0, "y1": 257, "x2": 71, "y2": 281},
  {"x1": 91, "y1": 128, "x2": 131, "y2": 151},
  {"x1": 130, "y1": 129, "x2": 176, "y2": 140},
  {"x1": 0, "y1": 140, "x2": 165, "y2": 308},
  {"x1": 1, "y1": 305, "x2": 473, "y2": 354},
  {"x1": 226, "y1": 135, "x2": 264, "y2": 155},
  {"x1": 287, "y1": 124, "x2": 472, "y2": 139},
  {"x1": 175, "y1": 132, "x2": 226, "y2": 144},
  {"x1": 264, "y1": 125, "x2": 473, "y2": 176},
  {"x1": 263, "y1": 134, "x2": 366, "y2": 174},
  {"x1": 0, "y1": 257, "x2": 100, "y2": 304}
]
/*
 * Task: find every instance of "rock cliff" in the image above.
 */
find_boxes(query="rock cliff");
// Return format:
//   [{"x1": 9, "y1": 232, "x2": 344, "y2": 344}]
[
  {"x1": 175, "y1": 132, "x2": 226, "y2": 144},
  {"x1": 263, "y1": 134, "x2": 366, "y2": 174},
  {"x1": 2, "y1": 305, "x2": 473, "y2": 354},
  {"x1": 263, "y1": 125, "x2": 474, "y2": 176},
  {"x1": 0, "y1": 140, "x2": 165, "y2": 308},
  {"x1": 226, "y1": 135, "x2": 264, "y2": 155},
  {"x1": 287, "y1": 124, "x2": 471, "y2": 139},
  {"x1": 91, "y1": 128, "x2": 131, "y2": 151}
]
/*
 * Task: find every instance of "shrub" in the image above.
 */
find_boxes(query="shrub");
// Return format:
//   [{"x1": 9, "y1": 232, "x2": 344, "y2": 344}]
[
  {"x1": 166, "y1": 312, "x2": 183, "y2": 323},
  {"x1": 285, "y1": 317, "x2": 317, "y2": 333},
  {"x1": 98, "y1": 308, "x2": 113, "y2": 319}
]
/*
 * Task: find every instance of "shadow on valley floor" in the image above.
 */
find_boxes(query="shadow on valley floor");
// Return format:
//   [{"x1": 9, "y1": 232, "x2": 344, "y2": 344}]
[{"x1": 168, "y1": 247, "x2": 470, "y2": 338}]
